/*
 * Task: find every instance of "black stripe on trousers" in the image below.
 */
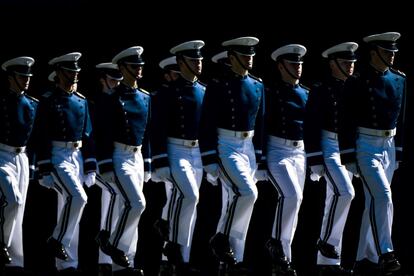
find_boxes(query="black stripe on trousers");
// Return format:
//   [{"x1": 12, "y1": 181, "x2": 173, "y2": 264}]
[
  {"x1": 267, "y1": 169, "x2": 285, "y2": 240},
  {"x1": 218, "y1": 159, "x2": 241, "y2": 236},
  {"x1": 357, "y1": 163, "x2": 382, "y2": 255},
  {"x1": 96, "y1": 174, "x2": 117, "y2": 231},
  {"x1": 170, "y1": 174, "x2": 184, "y2": 243},
  {"x1": 322, "y1": 165, "x2": 340, "y2": 243},
  {"x1": 52, "y1": 168, "x2": 73, "y2": 243},
  {"x1": 112, "y1": 172, "x2": 132, "y2": 248},
  {"x1": 0, "y1": 187, "x2": 6, "y2": 245}
]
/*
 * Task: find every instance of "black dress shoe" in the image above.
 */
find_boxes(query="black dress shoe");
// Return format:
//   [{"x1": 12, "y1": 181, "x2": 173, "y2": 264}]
[
  {"x1": 227, "y1": 262, "x2": 251, "y2": 276},
  {"x1": 379, "y1": 252, "x2": 401, "y2": 273},
  {"x1": 58, "y1": 267, "x2": 82, "y2": 275},
  {"x1": 159, "y1": 260, "x2": 174, "y2": 276},
  {"x1": 113, "y1": 267, "x2": 144, "y2": 276},
  {"x1": 317, "y1": 240, "x2": 340, "y2": 259},
  {"x1": 0, "y1": 244, "x2": 12, "y2": 264},
  {"x1": 163, "y1": 242, "x2": 183, "y2": 265},
  {"x1": 2, "y1": 266, "x2": 34, "y2": 275},
  {"x1": 47, "y1": 237, "x2": 68, "y2": 260},
  {"x1": 106, "y1": 244, "x2": 130, "y2": 268},
  {"x1": 153, "y1": 219, "x2": 170, "y2": 241},
  {"x1": 209, "y1": 233, "x2": 237, "y2": 265},
  {"x1": 318, "y1": 265, "x2": 353, "y2": 276}
]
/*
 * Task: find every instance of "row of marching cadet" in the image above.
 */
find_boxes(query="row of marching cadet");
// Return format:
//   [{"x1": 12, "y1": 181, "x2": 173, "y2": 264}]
[{"x1": 0, "y1": 31, "x2": 406, "y2": 276}]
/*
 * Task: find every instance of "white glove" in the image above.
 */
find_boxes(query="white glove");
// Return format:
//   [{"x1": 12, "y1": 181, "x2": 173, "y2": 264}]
[
  {"x1": 204, "y1": 164, "x2": 219, "y2": 186},
  {"x1": 101, "y1": 171, "x2": 116, "y2": 183},
  {"x1": 310, "y1": 165, "x2": 325, "y2": 182},
  {"x1": 39, "y1": 174, "x2": 55, "y2": 189},
  {"x1": 255, "y1": 170, "x2": 268, "y2": 182},
  {"x1": 345, "y1": 163, "x2": 359, "y2": 178},
  {"x1": 144, "y1": 171, "x2": 151, "y2": 183},
  {"x1": 152, "y1": 167, "x2": 171, "y2": 183},
  {"x1": 84, "y1": 172, "x2": 96, "y2": 188}
]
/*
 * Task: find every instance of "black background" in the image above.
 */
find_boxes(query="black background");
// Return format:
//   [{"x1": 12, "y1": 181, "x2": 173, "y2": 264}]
[{"x1": 1, "y1": 1, "x2": 413, "y2": 275}]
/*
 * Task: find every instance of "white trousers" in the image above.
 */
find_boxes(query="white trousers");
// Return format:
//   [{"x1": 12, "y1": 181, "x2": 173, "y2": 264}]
[
  {"x1": 167, "y1": 142, "x2": 202, "y2": 262},
  {"x1": 111, "y1": 145, "x2": 145, "y2": 271},
  {"x1": 216, "y1": 135, "x2": 258, "y2": 262},
  {"x1": 356, "y1": 133, "x2": 396, "y2": 263},
  {"x1": 0, "y1": 149, "x2": 29, "y2": 268},
  {"x1": 267, "y1": 137, "x2": 306, "y2": 261},
  {"x1": 96, "y1": 177, "x2": 120, "y2": 264},
  {"x1": 318, "y1": 136, "x2": 355, "y2": 265},
  {"x1": 51, "y1": 146, "x2": 87, "y2": 270}
]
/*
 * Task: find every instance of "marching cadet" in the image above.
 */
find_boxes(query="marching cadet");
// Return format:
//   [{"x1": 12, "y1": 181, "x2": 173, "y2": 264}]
[
  {"x1": 91, "y1": 62, "x2": 123, "y2": 276},
  {"x1": 305, "y1": 42, "x2": 358, "y2": 276},
  {"x1": 95, "y1": 46, "x2": 151, "y2": 276},
  {"x1": 345, "y1": 32, "x2": 405, "y2": 276},
  {"x1": 35, "y1": 52, "x2": 97, "y2": 273},
  {"x1": 264, "y1": 44, "x2": 308, "y2": 276},
  {"x1": 153, "y1": 56, "x2": 180, "y2": 241},
  {"x1": 152, "y1": 41, "x2": 206, "y2": 275},
  {"x1": 0, "y1": 56, "x2": 37, "y2": 273},
  {"x1": 200, "y1": 36, "x2": 264, "y2": 273}
]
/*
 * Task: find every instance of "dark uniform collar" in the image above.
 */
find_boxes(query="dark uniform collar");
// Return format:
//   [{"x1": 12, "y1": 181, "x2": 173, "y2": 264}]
[{"x1": 55, "y1": 86, "x2": 74, "y2": 96}]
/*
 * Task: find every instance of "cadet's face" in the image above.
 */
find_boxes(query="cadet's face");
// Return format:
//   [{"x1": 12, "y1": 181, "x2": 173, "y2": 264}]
[
  {"x1": 60, "y1": 70, "x2": 79, "y2": 84},
  {"x1": 284, "y1": 61, "x2": 302, "y2": 78},
  {"x1": 128, "y1": 64, "x2": 143, "y2": 79},
  {"x1": 185, "y1": 58, "x2": 202, "y2": 75},
  {"x1": 237, "y1": 54, "x2": 254, "y2": 70},
  {"x1": 16, "y1": 75, "x2": 31, "y2": 90},
  {"x1": 377, "y1": 48, "x2": 395, "y2": 65},
  {"x1": 107, "y1": 78, "x2": 120, "y2": 89},
  {"x1": 335, "y1": 59, "x2": 355, "y2": 76}
]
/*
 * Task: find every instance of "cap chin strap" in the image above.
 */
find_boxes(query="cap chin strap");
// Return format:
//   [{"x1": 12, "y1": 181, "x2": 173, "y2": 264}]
[
  {"x1": 182, "y1": 57, "x2": 199, "y2": 77},
  {"x1": 12, "y1": 74, "x2": 26, "y2": 92},
  {"x1": 375, "y1": 48, "x2": 393, "y2": 68},
  {"x1": 334, "y1": 59, "x2": 351, "y2": 79},
  {"x1": 282, "y1": 61, "x2": 299, "y2": 80},
  {"x1": 60, "y1": 70, "x2": 77, "y2": 86},
  {"x1": 125, "y1": 66, "x2": 141, "y2": 80},
  {"x1": 233, "y1": 52, "x2": 250, "y2": 71}
]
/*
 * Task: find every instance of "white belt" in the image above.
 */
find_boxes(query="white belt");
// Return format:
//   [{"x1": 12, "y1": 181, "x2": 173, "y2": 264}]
[
  {"x1": 168, "y1": 137, "x2": 199, "y2": 147},
  {"x1": 322, "y1": 130, "x2": 339, "y2": 140},
  {"x1": 0, "y1": 143, "x2": 26, "y2": 153},
  {"x1": 114, "y1": 141, "x2": 142, "y2": 153},
  {"x1": 358, "y1": 127, "x2": 396, "y2": 137},
  {"x1": 52, "y1": 140, "x2": 82, "y2": 149},
  {"x1": 268, "y1": 135, "x2": 304, "y2": 148},
  {"x1": 217, "y1": 128, "x2": 254, "y2": 139}
]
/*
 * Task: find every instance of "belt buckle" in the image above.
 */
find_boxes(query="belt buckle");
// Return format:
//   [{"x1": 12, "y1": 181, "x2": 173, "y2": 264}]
[
  {"x1": 73, "y1": 142, "x2": 79, "y2": 148},
  {"x1": 133, "y1": 147, "x2": 138, "y2": 152},
  {"x1": 293, "y1": 141, "x2": 298, "y2": 147},
  {"x1": 191, "y1": 141, "x2": 196, "y2": 147},
  {"x1": 243, "y1": 132, "x2": 249, "y2": 138},
  {"x1": 384, "y1": 130, "x2": 390, "y2": 136}
]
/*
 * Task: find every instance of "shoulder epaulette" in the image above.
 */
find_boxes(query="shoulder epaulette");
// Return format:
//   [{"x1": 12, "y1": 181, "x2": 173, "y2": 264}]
[
  {"x1": 41, "y1": 91, "x2": 53, "y2": 98},
  {"x1": 25, "y1": 94, "x2": 39, "y2": 102},
  {"x1": 73, "y1": 91, "x2": 86, "y2": 99},
  {"x1": 390, "y1": 68, "x2": 406, "y2": 77},
  {"x1": 299, "y1": 83, "x2": 310, "y2": 91},
  {"x1": 312, "y1": 82, "x2": 322, "y2": 89},
  {"x1": 198, "y1": 80, "x2": 207, "y2": 87},
  {"x1": 139, "y1": 88, "x2": 150, "y2": 95},
  {"x1": 249, "y1": 73, "x2": 263, "y2": 82}
]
